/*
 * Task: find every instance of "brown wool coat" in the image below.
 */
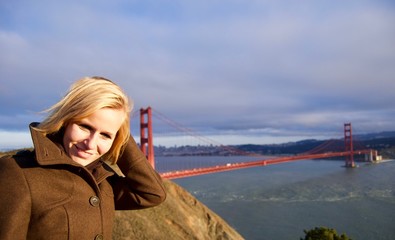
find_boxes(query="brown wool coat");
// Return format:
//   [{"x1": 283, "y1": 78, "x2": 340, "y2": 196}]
[{"x1": 0, "y1": 123, "x2": 166, "y2": 240}]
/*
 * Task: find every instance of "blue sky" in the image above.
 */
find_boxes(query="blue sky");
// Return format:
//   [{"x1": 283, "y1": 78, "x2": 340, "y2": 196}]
[{"x1": 1, "y1": 0, "x2": 394, "y2": 149}]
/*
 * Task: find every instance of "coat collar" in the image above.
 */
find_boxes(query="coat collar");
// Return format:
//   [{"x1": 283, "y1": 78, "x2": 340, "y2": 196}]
[
  {"x1": 103, "y1": 160, "x2": 125, "y2": 178},
  {"x1": 29, "y1": 123, "x2": 125, "y2": 178},
  {"x1": 29, "y1": 122, "x2": 72, "y2": 166}
]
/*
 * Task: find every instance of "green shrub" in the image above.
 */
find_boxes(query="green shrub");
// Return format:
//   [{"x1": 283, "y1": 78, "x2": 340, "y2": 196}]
[{"x1": 301, "y1": 227, "x2": 352, "y2": 240}]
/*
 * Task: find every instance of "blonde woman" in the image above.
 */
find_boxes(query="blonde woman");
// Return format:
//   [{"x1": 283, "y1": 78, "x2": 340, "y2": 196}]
[{"x1": 0, "y1": 77, "x2": 166, "y2": 239}]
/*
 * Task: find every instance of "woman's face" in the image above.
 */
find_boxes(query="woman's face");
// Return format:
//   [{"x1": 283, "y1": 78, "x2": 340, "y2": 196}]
[{"x1": 63, "y1": 108, "x2": 125, "y2": 166}]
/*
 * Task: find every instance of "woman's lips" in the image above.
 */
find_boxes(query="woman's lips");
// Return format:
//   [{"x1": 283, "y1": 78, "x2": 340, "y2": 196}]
[{"x1": 74, "y1": 145, "x2": 96, "y2": 159}]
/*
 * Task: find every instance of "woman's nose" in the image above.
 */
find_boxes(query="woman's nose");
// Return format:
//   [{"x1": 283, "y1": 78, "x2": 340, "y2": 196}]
[{"x1": 84, "y1": 133, "x2": 98, "y2": 150}]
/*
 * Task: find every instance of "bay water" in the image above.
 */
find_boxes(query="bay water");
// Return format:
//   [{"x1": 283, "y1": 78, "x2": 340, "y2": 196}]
[{"x1": 157, "y1": 156, "x2": 395, "y2": 240}]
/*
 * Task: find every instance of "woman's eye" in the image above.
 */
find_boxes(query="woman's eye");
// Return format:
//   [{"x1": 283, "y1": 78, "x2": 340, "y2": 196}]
[
  {"x1": 78, "y1": 124, "x2": 91, "y2": 131},
  {"x1": 101, "y1": 133, "x2": 112, "y2": 139}
]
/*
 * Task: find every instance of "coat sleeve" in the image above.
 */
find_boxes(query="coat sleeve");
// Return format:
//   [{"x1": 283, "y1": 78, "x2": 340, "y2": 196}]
[
  {"x1": 0, "y1": 156, "x2": 31, "y2": 239},
  {"x1": 110, "y1": 137, "x2": 166, "y2": 210}
]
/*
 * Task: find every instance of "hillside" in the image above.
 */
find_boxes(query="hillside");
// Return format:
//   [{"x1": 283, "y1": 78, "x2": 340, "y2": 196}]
[
  {"x1": 236, "y1": 136, "x2": 395, "y2": 159},
  {"x1": 154, "y1": 131, "x2": 395, "y2": 159},
  {"x1": 113, "y1": 179, "x2": 244, "y2": 240}
]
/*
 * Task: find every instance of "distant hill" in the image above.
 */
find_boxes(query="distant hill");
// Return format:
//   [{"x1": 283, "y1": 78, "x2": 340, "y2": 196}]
[
  {"x1": 152, "y1": 131, "x2": 395, "y2": 159},
  {"x1": 235, "y1": 132, "x2": 395, "y2": 159}
]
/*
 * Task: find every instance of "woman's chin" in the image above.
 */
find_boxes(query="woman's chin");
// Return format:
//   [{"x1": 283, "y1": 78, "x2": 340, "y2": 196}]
[{"x1": 70, "y1": 156, "x2": 97, "y2": 166}]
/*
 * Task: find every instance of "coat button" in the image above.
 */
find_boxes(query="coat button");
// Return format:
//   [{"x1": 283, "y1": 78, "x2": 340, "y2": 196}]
[
  {"x1": 89, "y1": 196, "x2": 100, "y2": 207},
  {"x1": 94, "y1": 234, "x2": 104, "y2": 240}
]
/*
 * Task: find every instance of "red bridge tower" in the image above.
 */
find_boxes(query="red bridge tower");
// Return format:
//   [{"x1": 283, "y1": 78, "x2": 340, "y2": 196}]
[
  {"x1": 140, "y1": 107, "x2": 155, "y2": 169},
  {"x1": 344, "y1": 123, "x2": 355, "y2": 168}
]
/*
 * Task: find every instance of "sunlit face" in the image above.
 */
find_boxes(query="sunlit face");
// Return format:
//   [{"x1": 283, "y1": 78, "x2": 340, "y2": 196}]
[{"x1": 63, "y1": 108, "x2": 125, "y2": 166}]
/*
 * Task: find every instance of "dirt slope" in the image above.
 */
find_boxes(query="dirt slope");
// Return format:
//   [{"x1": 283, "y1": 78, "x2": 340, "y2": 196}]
[{"x1": 113, "y1": 179, "x2": 244, "y2": 240}]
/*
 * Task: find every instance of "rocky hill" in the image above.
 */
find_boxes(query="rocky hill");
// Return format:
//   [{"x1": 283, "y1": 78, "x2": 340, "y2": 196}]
[{"x1": 113, "y1": 179, "x2": 244, "y2": 240}]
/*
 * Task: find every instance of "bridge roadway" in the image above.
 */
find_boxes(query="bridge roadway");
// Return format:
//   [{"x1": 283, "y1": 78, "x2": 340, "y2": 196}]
[{"x1": 160, "y1": 150, "x2": 374, "y2": 179}]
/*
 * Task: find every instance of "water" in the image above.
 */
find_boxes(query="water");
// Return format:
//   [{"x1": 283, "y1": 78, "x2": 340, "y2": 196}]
[{"x1": 159, "y1": 156, "x2": 395, "y2": 240}]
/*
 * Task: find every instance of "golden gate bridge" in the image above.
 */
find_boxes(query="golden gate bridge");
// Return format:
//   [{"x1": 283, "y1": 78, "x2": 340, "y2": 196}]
[{"x1": 135, "y1": 107, "x2": 379, "y2": 179}]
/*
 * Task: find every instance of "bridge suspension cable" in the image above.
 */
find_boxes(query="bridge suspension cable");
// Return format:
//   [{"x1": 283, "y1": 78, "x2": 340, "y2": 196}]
[{"x1": 151, "y1": 108, "x2": 261, "y2": 156}]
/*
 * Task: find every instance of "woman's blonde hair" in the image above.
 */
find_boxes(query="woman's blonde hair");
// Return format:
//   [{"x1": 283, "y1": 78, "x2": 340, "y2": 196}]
[{"x1": 37, "y1": 76, "x2": 132, "y2": 163}]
